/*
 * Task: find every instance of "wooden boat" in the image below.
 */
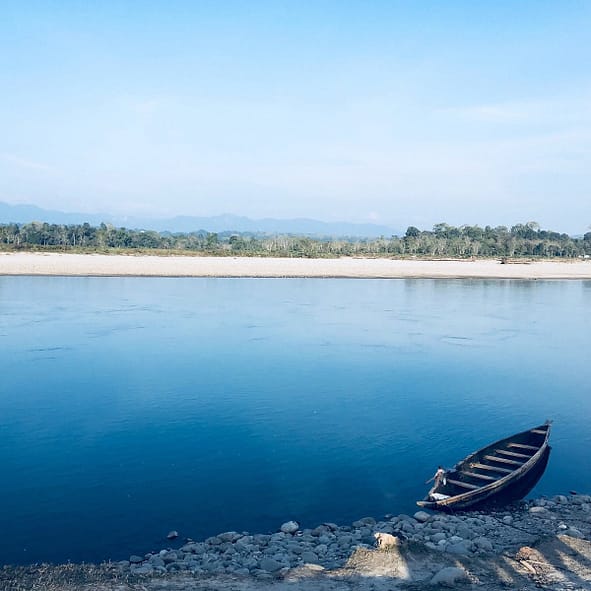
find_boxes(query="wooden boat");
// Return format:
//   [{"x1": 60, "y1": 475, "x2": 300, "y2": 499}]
[{"x1": 417, "y1": 422, "x2": 551, "y2": 511}]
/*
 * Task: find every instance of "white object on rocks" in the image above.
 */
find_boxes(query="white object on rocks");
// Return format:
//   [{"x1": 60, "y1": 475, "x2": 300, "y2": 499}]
[
  {"x1": 374, "y1": 532, "x2": 399, "y2": 549},
  {"x1": 430, "y1": 566, "x2": 470, "y2": 586},
  {"x1": 280, "y1": 520, "x2": 300, "y2": 534}
]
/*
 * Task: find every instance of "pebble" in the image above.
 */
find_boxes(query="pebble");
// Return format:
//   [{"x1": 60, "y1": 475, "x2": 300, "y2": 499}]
[
  {"x1": 259, "y1": 557, "x2": 284, "y2": 572},
  {"x1": 529, "y1": 506, "x2": 549, "y2": 514},
  {"x1": 301, "y1": 550, "x2": 319, "y2": 563},
  {"x1": 413, "y1": 510, "x2": 430, "y2": 523},
  {"x1": 446, "y1": 541, "x2": 471, "y2": 555},
  {"x1": 166, "y1": 530, "x2": 179, "y2": 540},
  {"x1": 430, "y1": 566, "x2": 470, "y2": 586},
  {"x1": 474, "y1": 536, "x2": 493, "y2": 551},
  {"x1": 280, "y1": 521, "x2": 299, "y2": 534},
  {"x1": 565, "y1": 527, "x2": 584, "y2": 539}
]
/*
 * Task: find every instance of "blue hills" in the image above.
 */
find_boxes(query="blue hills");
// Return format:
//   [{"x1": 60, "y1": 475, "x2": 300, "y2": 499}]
[{"x1": 0, "y1": 202, "x2": 401, "y2": 238}]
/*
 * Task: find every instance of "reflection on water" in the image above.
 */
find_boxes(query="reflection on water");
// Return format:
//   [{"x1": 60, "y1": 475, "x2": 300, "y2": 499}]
[{"x1": 0, "y1": 277, "x2": 590, "y2": 565}]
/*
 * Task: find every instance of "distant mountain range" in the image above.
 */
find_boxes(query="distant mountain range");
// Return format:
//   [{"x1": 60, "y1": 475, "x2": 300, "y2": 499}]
[{"x1": 0, "y1": 202, "x2": 401, "y2": 238}]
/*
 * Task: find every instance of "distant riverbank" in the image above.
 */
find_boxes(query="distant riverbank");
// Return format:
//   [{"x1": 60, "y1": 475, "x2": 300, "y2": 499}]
[{"x1": 1, "y1": 252, "x2": 591, "y2": 279}]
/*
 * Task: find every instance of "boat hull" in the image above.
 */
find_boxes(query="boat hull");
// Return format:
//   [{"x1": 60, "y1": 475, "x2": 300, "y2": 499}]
[{"x1": 417, "y1": 423, "x2": 551, "y2": 511}]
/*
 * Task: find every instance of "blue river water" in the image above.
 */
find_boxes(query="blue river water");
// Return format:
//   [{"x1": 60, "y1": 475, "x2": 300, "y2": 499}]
[{"x1": 0, "y1": 276, "x2": 590, "y2": 565}]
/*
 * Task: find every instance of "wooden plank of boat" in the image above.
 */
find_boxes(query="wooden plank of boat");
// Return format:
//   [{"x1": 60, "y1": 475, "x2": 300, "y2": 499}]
[
  {"x1": 483, "y1": 455, "x2": 525, "y2": 466},
  {"x1": 508, "y1": 443, "x2": 538, "y2": 451},
  {"x1": 531, "y1": 429, "x2": 547, "y2": 435},
  {"x1": 495, "y1": 449, "x2": 531, "y2": 459},
  {"x1": 470, "y1": 462, "x2": 513, "y2": 474},
  {"x1": 446, "y1": 478, "x2": 480, "y2": 490},
  {"x1": 460, "y1": 471, "x2": 498, "y2": 481}
]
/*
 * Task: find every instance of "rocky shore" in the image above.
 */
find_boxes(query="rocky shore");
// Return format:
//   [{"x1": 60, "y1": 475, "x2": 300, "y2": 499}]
[{"x1": 3, "y1": 493, "x2": 591, "y2": 590}]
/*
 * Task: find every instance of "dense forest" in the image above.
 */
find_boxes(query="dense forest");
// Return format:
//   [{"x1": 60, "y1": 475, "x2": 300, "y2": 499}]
[{"x1": 1, "y1": 220, "x2": 590, "y2": 259}]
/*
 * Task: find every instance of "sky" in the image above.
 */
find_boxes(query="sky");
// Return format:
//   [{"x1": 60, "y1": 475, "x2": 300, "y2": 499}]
[{"x1": 1, "y1": 1, "x2": 590, "y2": 232}]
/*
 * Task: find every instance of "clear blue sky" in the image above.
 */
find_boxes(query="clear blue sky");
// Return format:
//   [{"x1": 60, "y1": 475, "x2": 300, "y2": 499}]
[{"x1": 1, "y1": 1, "x2": 590, "y2": 232}]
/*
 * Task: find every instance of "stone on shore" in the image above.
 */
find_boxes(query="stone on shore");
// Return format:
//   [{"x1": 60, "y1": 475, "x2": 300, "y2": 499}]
[
  {"x1": 414, "y1": 510, "x2": 431, "y2": 523},
  {"x1": 430, "y1": 566, "x2": 470, "y2": 586},
  {"x1": 279, "y1": 520, "x2": 299, "y2": 534},
  {"x1": 259, "y1": 557, "x2": 284, "y2": 572},
  {"x1": 166, "y1": 530, "x2": 179, "y2": 540}
]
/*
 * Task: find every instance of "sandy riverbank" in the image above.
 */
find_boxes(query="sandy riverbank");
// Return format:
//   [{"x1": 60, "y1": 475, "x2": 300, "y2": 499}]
[{"x1": 1, "y1": 252, "x2": 591, "y2": 279}]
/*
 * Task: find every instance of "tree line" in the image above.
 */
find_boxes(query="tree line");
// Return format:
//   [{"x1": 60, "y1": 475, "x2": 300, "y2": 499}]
[{"x1": 1, "y1": 220, "x2": 590, "y2": 259}]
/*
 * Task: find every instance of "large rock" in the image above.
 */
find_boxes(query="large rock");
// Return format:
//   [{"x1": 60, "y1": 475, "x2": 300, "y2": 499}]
[
  {"x1": 414, "y1": 511, "x2": 430, "y2": 523},
  {"x1": 430, "y1": 566, "x2": 470, "y2": 586},
  {"x1": 280, "y1": 521, "x2": 300, "y2": 534},
  {"x1": 129, "y1": 555, "x2": 143, "y2": 564}
]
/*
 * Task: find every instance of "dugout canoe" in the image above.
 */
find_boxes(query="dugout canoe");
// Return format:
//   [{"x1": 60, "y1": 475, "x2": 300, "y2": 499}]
[{"x1": 417, "y1": 422, "x2": 551, "y2": 511}]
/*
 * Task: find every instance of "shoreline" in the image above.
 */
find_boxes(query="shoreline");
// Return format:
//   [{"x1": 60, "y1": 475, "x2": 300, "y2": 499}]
[
  {"x1": 1, "y1": 252, "x2": 591, "y2": 279},
  {"x1": 2, "y1": 492, "x2": 590, "y2": 590}
]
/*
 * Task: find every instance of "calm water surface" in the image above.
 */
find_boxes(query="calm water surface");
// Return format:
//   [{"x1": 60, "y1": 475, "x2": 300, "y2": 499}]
[{"x1": 0, "y1": 277, "x2": 590, "y2": 565}]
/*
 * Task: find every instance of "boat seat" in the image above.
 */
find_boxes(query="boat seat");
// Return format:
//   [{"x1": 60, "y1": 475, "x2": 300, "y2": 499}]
[
  {"x1": 470, "y1": 462, "x2": 512, "y2": 474},
  {"x1": 446, "y1": 478, "x2": 480, "y2": 490},
  {"x1": 483, "y1": 455, "x2": 524, "y2": 466},
  {"x1": 460, "y1": 471, "x2": 497, "y2": 481},
  {"x1": 508, "y1": 443, "x2": 538, "y2": 451},
  {"x1": 495, "y1": 449, "x2": 531, "y2": 459},
  {"x1": 530, "y1": 429, "x2": 547, "y2": 435}
]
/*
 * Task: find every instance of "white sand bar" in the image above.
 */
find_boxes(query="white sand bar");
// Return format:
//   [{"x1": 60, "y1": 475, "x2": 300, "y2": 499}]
[{"x1": 1, "y1": 253, "x2": 591, "y2": 279}]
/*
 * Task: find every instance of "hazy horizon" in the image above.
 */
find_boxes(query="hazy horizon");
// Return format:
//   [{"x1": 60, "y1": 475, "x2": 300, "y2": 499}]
[
  {"x1": 2, "y1": 199, "x2": 588, "y2": 236},
  {"x1": 1, "y1": 2, "x2": 590, "y2": 233}
]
